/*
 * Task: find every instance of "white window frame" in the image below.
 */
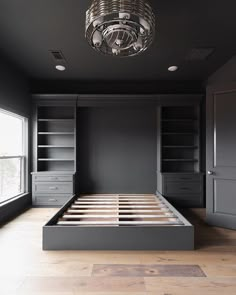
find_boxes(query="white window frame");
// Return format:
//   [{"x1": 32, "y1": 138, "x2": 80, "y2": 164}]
[{"x1": 0, "y1": 108, "x2": 28, "y2": 204}]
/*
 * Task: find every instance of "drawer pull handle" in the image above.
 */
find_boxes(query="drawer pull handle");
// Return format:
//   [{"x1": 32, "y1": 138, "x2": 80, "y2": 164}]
[
  {"x1": 51, "y1": 177, "x2": 58, "y2": 180},
  {"x1": 48, "y1": 198, "x2": 57, "y2": 202},
  {"x1": 180, "y1": 178, "x2": 191, "y2": 180},
  {"x1": 49, "y1": 186, "x2": 58, "y2": 190},
  {"x1": 181, "y1": 187, "x2": 190, "y2": 190}
]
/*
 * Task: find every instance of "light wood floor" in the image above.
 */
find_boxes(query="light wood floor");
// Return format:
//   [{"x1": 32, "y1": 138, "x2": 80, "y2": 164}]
[{"x1": 0, "y1": 208, "x2": 236, "y2": 295}]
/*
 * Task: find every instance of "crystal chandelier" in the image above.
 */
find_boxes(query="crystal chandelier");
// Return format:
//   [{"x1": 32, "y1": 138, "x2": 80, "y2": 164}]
[{"x1": 85, "y1": 0, "x2": 155, "y2": 57}]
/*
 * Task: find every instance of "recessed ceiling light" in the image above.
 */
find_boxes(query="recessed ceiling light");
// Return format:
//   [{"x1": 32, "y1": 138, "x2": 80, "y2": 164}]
[
  {"x1": 55, "y1": 65, "x2": 66, "y2": 71},
  {"x1": 168, "y1": 66, "x2": 178, "y2": 72}
]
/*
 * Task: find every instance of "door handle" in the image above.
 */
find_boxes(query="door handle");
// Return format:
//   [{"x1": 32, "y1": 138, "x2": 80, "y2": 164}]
[{"x1": 208, "y1": 171, "x2": 213, "y2": 175}]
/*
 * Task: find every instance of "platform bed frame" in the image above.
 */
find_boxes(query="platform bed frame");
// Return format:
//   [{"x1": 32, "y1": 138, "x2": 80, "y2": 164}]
[{"x1": 43, "y1": 194, "x2": 194, "y2": 250}]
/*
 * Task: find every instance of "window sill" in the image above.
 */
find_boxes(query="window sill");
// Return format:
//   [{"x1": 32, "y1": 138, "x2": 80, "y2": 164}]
[
  {"x1": 0, "y1": 192, "x2": 31, "y2": 224},
  {"x1": 0, "y1": 193, "x2": 30, "y2": 208}
]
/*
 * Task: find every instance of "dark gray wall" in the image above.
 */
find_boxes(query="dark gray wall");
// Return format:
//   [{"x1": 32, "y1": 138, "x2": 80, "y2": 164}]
[
  {"x1": 30, "y1": 80, "x2": 204, "y2": 95},
  {"x1": 0, "y1": 52, "x2": 31, "y2": 224},
  {"x1": 0, "y1": 53, "x2": 31, "y2": 117},
  {"x1": 207, "y1": 55, "x2": 236, "y2": 85},
  {"x1": 78, "y1": 107, "x2": 157, "y2": 194}
]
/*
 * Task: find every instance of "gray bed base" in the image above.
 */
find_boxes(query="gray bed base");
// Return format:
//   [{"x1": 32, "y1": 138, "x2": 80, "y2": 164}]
[{"x1": 43, "y1": 195, "x2": 194, "y2": 250}]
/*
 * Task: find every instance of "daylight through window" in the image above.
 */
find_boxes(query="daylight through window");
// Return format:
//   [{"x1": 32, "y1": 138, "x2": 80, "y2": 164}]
[{"x1": 0, "y1": 109, "x2": 27, "y2": 203}]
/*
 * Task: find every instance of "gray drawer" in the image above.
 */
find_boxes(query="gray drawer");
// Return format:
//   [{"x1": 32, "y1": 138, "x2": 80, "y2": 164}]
[
  {"x1": 164, "y1": 181, "x2": 202, "y2": 195},
  {"x1": 166, "y1": 195, "x2": 203, "y2": 207},
  {"x1": 33, "y1": 175, "x2": 73, "y2": 182},
  {"x1": 163, "y1": 174, "x2": 201, "y2": 182},
  {"x1": 34, "y1": 182, "x2": 73, "y2": 194},
  {"x1": 34, "y1": 195, "x2": 70, "y2": 206}
]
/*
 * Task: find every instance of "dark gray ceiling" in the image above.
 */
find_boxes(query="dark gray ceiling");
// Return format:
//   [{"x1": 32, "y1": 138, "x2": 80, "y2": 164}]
[{"x1": 0, "y1": 0, "x2": 235, "y2": 81}]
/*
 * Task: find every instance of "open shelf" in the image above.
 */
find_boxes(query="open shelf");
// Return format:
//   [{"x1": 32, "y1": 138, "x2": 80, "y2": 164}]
[
  {"x1": 38, "y1": 145, "x2": 74, "y2": 148},
  {"x1": 161, "y1": 106, "x2": 200, "y2": 173},
  {"x1": 36, "y1": 104, "x2": 76, "y2": 172},
  {"x1": 38, "y1": 119, "x2": 74, "y2": 122},
  {"x1": 162, "y1": 159, "x2": 198, "y2": 162},
  {"x1": 38, "y1": 106, "x2": 74, "y2": 120},
  {"x1": 162, "y1": 132, "x2": 197, "y2": 135},
  {"x1": 162, "y1": 119, "x2": 197, "y2": 122},
  {"x1": 38, "y1": 159, "x2": 74, "y2": 162},
  {"x1": 163, "y1": 146, "x2": 198, "y2": 149},
  {"x1": 162, "y1": 106, "x2": 196, "y2": 119},
  {"x1": 38, "y1": 132, "x2": 74, "y2": 135}
]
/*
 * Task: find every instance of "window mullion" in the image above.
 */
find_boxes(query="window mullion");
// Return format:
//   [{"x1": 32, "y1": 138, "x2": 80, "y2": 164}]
[{"x1": 0, "y1": 156, "x2": 24, "y2": 159}]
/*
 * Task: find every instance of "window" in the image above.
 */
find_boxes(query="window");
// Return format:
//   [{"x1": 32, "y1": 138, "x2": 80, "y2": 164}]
[{"x1": 0, "y1": 109, "x2": 28, "y2": 203}]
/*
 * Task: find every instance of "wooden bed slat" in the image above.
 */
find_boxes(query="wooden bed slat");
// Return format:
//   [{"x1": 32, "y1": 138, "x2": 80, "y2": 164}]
[
  {"x1": 78, "y1": 195, "x2": 156, "y2": 198},
  {"x1": 77, "y1": 198, "x2": 158, "y2": 202},
  {"x1": 62, "y1": 214, "x2": 175, "y2": 219},
  {"x1": 67, "y1": 209, "x2": 118, "y2": 213},
  {"x1": 74, "y1": 201, "x2": 159, "y2": 205},
  {"x1": 71, "y1": 205, "x2": 165, "y2": 208},
  {"x1": 57, "y1": 220, "x2": 182, "y2": 225},
  {"x1": 67, "y1": 209, "x2": 170, "y2": 213}
]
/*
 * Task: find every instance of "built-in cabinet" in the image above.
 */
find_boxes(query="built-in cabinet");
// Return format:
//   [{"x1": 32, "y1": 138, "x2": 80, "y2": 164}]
[
  {"x1": 157, "y1": 104, "x2": 204, "y2": 207},
  {"x1": 32, "y1": 95, "x2": 77, "y2": 206},
  {"x1": 32, "y1": 171, "x2": 75, "y2": 206},
  {"x1": 32, "y1": 94, "x2": 204, "y2": 208}
]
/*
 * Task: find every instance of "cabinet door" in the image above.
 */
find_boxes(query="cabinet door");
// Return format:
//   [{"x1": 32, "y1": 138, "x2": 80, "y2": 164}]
[{"x1": 206, "y1": 83, "x2": 236, "y2": 229}]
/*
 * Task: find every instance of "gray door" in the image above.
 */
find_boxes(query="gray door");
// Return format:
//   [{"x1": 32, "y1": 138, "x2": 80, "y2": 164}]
[{"x1": 206, "y1": 83, "x2": 236, "y2": 229}]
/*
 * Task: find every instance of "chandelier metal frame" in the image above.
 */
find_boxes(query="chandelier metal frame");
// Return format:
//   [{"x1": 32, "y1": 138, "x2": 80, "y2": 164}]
[{"x1": 85, "y1": 0, "x2": 155, "y2": 57}]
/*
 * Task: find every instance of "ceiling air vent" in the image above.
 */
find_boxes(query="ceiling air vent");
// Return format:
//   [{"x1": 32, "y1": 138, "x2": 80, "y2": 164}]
[
  {"x1": 185, "y1": 48, "x2": 215, "y2": 61},
  {"x1": 50, "y1": 50, "x2": 66, "y2": 61},
  {"x1": 49, "y1": 50, "x2": 67, "y2": 71}
]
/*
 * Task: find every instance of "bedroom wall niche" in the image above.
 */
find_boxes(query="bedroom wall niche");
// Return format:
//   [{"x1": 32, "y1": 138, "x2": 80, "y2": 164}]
[{"x1": 77, "y1": 107, "x2": 157, "y2": 194}]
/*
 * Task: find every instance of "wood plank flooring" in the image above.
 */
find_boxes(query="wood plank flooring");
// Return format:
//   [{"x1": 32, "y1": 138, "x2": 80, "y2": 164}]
[
  {"x1": 0, "y1": 208, "x2": 236, "y2": 294},
  {"x1": 92, "y1": 264, "x2": 206, "y2": 277}
]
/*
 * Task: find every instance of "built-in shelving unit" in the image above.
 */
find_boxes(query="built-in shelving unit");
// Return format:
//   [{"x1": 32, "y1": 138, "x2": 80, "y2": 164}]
[
  {"x1": 37, "y1": 104, "x2": 76, "y2": 172},
  {"x1": 161, "y1": 106, "x2": 200, "y2": 173},
  {"x1": 32, "y1": 95, "x2": 77, "y2": 207},
  {"x1": 157, "y1": 101, "x2": 204, "y2": 208}
]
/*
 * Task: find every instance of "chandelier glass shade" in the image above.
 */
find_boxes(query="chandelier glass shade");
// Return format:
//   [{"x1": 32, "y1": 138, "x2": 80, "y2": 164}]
[{"x1": 85, "y1": 0, "x2": 155, "y2": 57}]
